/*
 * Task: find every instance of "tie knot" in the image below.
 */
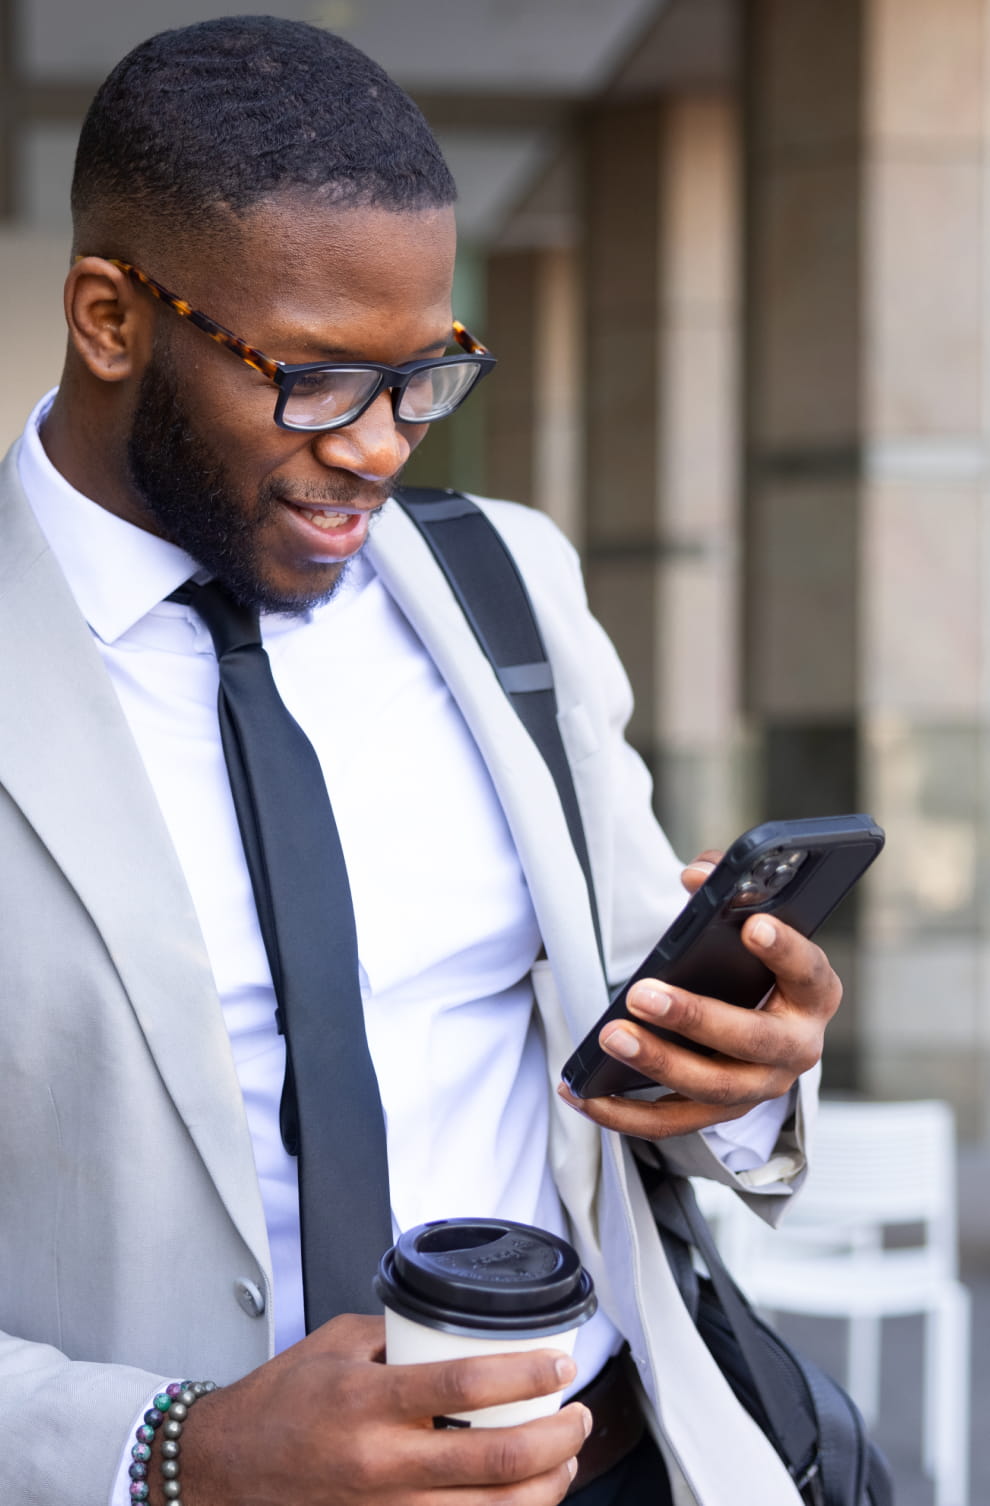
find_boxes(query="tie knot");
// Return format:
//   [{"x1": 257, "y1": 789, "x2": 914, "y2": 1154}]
[{"x1": 173, "y1": 579, "x2": 262, "y2": 658}]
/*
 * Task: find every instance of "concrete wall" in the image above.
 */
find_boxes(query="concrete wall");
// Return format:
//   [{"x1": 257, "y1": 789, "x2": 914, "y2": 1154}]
[{"x1": 0, "y1": 232, "x2": 69, "y2": 450}]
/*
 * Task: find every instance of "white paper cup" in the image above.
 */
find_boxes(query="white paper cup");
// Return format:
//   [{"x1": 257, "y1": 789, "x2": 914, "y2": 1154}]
[{"x1": 374, "y1": 1218, "x2": 596, "y2": 1428}]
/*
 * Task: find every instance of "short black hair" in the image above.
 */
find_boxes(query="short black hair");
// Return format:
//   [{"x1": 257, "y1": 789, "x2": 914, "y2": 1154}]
[{"x1": 71, "y1": 15, "x2": 456, "y2": 253}]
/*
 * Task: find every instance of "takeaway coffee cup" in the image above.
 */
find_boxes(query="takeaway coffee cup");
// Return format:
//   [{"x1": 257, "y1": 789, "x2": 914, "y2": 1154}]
[{"x1": 374, "y1": 1217, "x2": 597, "y2": 1428}]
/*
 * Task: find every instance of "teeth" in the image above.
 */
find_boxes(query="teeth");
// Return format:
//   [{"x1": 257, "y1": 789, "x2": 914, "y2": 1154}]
[{"x1": 291, "y1": 505, "x2": 351, "y2": 530}]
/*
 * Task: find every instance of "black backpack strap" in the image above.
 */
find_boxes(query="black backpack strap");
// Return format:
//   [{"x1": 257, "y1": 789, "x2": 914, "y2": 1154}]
[
  {"x1": 642, "y1": 1164, "x2": 894, "y2": 1506},
  {"x1": 646, "y1": 1168, "x2": 821, "y2": 1484},
  {"x1": 394, "y1": 485, "x2": 605, "y2": 972}
]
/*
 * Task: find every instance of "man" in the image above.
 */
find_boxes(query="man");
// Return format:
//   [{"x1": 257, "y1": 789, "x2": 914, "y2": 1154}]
[{"x1": 0, "y1": 17, "x2": 838, "y2": 1506}]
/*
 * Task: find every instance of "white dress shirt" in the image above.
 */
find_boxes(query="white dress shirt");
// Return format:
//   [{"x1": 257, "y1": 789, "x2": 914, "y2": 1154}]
[{"x1": 16, "y1": 393, "x2": 791, "y2": 1505}]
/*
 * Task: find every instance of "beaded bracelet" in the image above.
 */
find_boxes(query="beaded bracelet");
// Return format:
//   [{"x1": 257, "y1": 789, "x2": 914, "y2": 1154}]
[{"x1": 128, "y1": 1379, "x2": 218, "y2": 1504}]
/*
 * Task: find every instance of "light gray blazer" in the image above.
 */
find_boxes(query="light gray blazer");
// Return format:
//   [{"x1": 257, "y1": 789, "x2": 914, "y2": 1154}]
[{"x1": 0, "y1": 442, "x2": 812, "y2": 1504}]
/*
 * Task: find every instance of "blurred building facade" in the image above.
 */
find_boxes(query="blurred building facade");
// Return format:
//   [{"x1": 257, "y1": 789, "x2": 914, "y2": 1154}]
[{"x1": 2, "y1": 0, "x2": 989, "y2": 1134}]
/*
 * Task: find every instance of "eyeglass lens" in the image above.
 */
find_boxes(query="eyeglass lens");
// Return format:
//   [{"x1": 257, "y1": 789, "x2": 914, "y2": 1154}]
[{"x1": 282, "y1": 359, "x2": 482, "y2": 431}]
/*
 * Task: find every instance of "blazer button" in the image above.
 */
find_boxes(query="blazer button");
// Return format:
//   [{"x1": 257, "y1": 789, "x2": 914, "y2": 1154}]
[{"x1": 234, "y1": 1278, "x2": 266, "y2": 1317}]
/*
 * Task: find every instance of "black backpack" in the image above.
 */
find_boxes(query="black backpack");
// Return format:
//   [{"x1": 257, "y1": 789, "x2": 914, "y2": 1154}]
[{"x1": 395, "y1": 486, "x2": 895, "y2": 1506}]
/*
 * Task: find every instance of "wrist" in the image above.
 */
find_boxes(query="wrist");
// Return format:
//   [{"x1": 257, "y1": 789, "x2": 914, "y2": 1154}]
[
  {"x1": 127, "y1": 1380, "x2": 218, "y2": 1506},
  {"x1": 151, "y1": 1385, "x2": 225, "y2": 1506}
]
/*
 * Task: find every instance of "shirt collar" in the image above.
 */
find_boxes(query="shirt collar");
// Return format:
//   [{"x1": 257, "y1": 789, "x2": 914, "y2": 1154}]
[{"x1": 17, "y1": 389, "x2": 204, "y2": 645}]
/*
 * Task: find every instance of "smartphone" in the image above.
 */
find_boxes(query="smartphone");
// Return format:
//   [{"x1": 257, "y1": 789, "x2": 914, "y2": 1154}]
[{"x1": 560, "y1": 813, "x2": 885, "y2": 1099}]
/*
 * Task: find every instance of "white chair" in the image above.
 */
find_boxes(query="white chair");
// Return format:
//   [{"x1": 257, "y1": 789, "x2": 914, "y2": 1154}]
[{"x1": 715, "y1": 1099, "x2": 971, "y2": 1506}]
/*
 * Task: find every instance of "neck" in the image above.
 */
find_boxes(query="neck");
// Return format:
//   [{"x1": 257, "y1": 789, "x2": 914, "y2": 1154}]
[{"x1": 41, "y1": 376, "x2": 160, "y2": 535}]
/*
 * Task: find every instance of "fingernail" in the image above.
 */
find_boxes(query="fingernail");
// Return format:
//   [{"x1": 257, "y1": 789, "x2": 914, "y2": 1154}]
[
  {"x1": 567, "y1": 1457, "x2": 579, "y2": 1481},
  {"x1": 581, "y1": 1404, "x2": 593, "y2": 1438},
  {"x1": 637, "y1": 988, "x2": 672, "y2": 1018},
  {"x1": 687, "y1": 860, "x2": 716, "y2": 876},
  {"x1": 751, "y1": 918, "x2": 776, "y2": 948},
  {"x1": 557, "y1": 1084, "x2": 588, "y2": 1114},
  {"x1": 603, "y1": 1026, "x2": 639, "y2": 1060},
  {"x1": 555, "y1": 1355, "x2": 578, "y2": 1384}
]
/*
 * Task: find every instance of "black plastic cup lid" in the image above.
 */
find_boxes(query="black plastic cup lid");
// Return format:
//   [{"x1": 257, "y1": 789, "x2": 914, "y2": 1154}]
[{"x1": 374, "y1": 1218, "x2": 597, "y2": 1338}]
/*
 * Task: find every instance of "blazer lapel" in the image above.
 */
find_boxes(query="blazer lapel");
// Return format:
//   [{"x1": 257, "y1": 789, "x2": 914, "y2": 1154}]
[
  {"x1": 0, "y1": 446, "x2": 269, "y2": 1270},
  {"x1": 369, "y1": 501, "x2": 609, "y2": 1312},
  {"x1": 367, "y1": 502, "x2": 609, "y2": 1039}
]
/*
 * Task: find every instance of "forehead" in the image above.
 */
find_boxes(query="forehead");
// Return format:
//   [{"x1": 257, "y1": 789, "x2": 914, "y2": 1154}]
[{"x1": 185, "y1": 196, "x2": 458, "y2": 354}]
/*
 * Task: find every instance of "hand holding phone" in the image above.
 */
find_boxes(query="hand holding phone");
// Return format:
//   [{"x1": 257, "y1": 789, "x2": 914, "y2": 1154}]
[{"x1": 561, "y1": 814, "x2": 884, "y2": 1102}]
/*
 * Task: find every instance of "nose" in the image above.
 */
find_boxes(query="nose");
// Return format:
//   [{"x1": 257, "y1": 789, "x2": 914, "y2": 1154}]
[{"x1": 310, "y1": 390, "x2": 412, "y2": 483}]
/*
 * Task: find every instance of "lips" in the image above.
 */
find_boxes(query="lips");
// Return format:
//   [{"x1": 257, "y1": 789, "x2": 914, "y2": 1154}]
[{"x1": 276, "y1": 496, "x2": 375, "y2": 560}]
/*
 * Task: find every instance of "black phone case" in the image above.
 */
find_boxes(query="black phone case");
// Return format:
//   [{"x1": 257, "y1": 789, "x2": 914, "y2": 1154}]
[{"x1": 560, "y1": 814, "x2": 885, "y2": 1099}]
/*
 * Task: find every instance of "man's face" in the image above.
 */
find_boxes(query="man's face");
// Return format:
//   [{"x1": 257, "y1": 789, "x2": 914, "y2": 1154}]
[{"x1": 125, "y1": 197, "x2": 457, "y2": 612}]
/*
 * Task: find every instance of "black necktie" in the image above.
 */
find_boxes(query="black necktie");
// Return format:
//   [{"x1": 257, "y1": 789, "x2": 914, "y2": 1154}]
[{"x1": 175, "y1": 578, "x2": 392, "y2": 1328}]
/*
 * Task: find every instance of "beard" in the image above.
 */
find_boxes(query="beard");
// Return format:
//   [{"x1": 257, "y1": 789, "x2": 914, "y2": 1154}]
[{"x1": 126, "y1": 342, "x2": 385, "y2": 615}]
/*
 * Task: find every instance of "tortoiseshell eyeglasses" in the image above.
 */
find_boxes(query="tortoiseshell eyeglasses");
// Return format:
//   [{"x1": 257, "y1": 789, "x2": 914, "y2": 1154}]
[{"x1": 85, "y1": 257, "x2": 497, "y2": 433}]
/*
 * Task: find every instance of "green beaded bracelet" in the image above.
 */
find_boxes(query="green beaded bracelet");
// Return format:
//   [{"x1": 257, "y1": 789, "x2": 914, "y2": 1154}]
[{"x1": 128, "y1": 1379, "x2": 218, "y2": 1505}]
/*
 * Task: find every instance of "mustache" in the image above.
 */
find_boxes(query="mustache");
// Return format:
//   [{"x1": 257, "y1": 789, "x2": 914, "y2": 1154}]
[{"x1": 273, "y1": 469, "x2": 404, "y2": 510}]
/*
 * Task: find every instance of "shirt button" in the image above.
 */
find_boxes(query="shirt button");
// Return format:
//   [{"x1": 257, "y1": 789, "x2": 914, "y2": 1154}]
[{"x1": 234, "y1": 1278, "x2": 266, "y2": 1317}]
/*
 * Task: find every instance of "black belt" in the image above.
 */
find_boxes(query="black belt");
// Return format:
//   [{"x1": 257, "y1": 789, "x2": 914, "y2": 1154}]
[{"x1": 567, "y1": 1347, "x2": 647, "y2": 1494}]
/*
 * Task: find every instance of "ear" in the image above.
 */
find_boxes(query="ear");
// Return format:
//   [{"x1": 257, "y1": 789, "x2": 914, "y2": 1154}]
[{"x1": 63, "y1": 257, "x2": 152, "y2": 382}]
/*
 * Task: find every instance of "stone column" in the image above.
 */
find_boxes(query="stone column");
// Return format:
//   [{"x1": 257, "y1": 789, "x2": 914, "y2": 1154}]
[
  {"x1": 485, "y1": 246, "x2": 581, "y2": 543},
  {"x1": 581, "y1": 100, "x2": 665, "y2": 779},
  {"x1": 0, "y1": 0, "x2": 18, "y2": 220},
  {"x1": 744, "y1": 0, "x2": 990, "y2": 1129},
  {"x1": 582, "y1": 94, "x2": 745, "y2": 860},
  {"x1": 654, "y1": 95, "x2": 745, "y2": 859}
]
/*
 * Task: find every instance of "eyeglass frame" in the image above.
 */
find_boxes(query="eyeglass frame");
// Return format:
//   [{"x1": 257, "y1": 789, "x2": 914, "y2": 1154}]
[{"x1": 76, "y1": 255, "x2": 496, "y2": 432}]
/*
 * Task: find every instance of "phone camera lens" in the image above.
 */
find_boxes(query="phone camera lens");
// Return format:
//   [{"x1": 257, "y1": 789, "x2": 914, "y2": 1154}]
[
  {"x1": 728, "y1": 880, "x2": 767, "y2": 910},
  {"x1": 764, "y1": 849, "x2": 808, "y2": 894}
]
